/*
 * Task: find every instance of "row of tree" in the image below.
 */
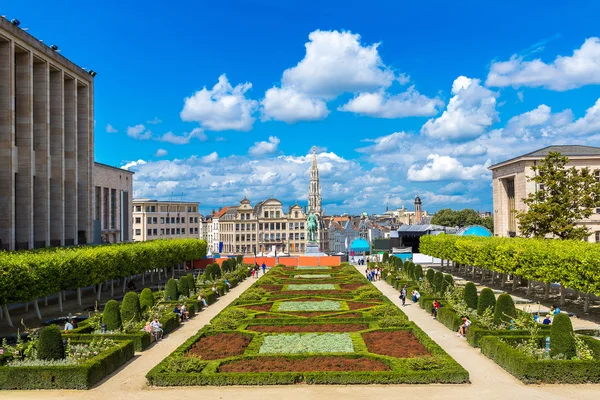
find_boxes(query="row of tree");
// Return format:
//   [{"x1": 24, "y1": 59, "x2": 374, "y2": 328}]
[
  {"x1": 419, "y1": 234, "x2": 600, "y2": 298},
  {"x1": 430, "y1": 208, "x2": 493, "y2": 231}
]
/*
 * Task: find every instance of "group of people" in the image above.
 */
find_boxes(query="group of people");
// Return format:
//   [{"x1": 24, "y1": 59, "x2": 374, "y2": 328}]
[
  {"x1": 173, "y1": 304, "x2": 189, "y2": 321},
  {"x1": 534, "y1": 304, "x2": 562, "y2": 325},
  {"x1": 144, "y1": 316, "x2": 164, "y2": 341},
  {"x1": 366, "y1": 267, "x2": 382, "y2": 281},
  {"x1": 63, "y1": 319, "x2": 78, "y2": 331},
  {"x1": 250, "y1": 262, "x2": 267, "y2": 278}
]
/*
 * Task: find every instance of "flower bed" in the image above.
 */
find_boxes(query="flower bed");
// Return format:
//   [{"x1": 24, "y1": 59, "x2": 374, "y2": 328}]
[
  {"x1": 295, "y1": 266, "x2": 331, "y2": 270},
  {"x1": 294, "y1": 274, "x2": 332, "y2": 279},
  {"x1": 363, "y1": 330, "x2": 430, "y2": 358},
  {"x1": 259, "y1": 333, "x2": 354, "y2": 354},
  {"x1": 219, "y1": 355, "x2": 389, "y2": 372},
  {"x1": 249, "y1": 324, "x2": 368, "y2": 333},
  {"x1": 285, "y1": 284, "x2": 336, "y2": 291},
  {"x1": 276, "y1": 300, "x2": 342, "y2": 312},
  {"x1": 186, "y1": 332, "x2": 251, "y2": 360}
]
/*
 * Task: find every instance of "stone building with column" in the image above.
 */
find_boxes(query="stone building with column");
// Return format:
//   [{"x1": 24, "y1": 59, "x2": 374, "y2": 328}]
[
  {"x1": 490, "y1": 145, "x2": 600, "y2": 242},
  {"x1": 92, "y1": 162, "x2": 133, "y2": 243},
  {"x1": 0, "y1": 17, "x2": 95, "y2": 250}
]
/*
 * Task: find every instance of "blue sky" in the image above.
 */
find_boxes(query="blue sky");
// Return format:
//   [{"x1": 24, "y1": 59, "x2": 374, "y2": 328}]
[{"x1": 4, "y1": 1, "x2": 600, "y2": 215}]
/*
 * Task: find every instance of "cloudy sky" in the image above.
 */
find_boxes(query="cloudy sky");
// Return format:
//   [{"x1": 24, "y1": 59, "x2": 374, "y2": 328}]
[{"x1": 7, "y1": 1, "x2": 600, "y2": 215}]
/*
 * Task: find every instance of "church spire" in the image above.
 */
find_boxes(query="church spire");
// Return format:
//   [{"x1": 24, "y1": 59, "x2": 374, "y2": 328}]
[{"x1": 308, "y1": 146, "x2": 322, "y2": 215}]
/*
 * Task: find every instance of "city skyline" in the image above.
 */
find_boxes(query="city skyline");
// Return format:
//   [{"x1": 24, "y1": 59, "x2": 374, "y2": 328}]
[{"x1": 3, "y1": 1, "x2": 600, "y2": 215}]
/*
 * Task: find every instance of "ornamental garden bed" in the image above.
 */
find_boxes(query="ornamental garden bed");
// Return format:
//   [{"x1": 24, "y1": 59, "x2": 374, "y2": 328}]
[{"x1": 146, "y1": 263, "x2": 469, "y2": 386}]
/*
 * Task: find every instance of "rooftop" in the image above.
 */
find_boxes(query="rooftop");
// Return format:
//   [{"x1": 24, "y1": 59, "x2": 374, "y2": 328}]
[
  {"x1": 489, "y1": 145, "x2": 600, "y2": 169},
  {"x1": 94, "y1": 162, "x2": 134, "y2": 174}
]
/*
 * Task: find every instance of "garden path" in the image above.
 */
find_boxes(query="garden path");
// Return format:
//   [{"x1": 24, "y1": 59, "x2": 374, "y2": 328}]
[{"x1": 2, "y1": 265, "x2": 599, "y2": 400}]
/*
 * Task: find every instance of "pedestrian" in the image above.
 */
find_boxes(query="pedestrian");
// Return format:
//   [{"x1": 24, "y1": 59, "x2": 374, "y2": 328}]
[
  {"x1": 254, "y1": 264, "x2": 260, "y2": 278},
  {"x1": 251, "y1": 268, "x2": 255, "y2": 279},
  {"x1": 261, "y1": 262, "x2": 266, "y2": 275},
  {"x1": 412, "y1": 289, "x2": 420, "y2": 303},
  {"x1": 431, "y1": 300, "x2": 440, "y2": 319},
  {"x1": 400, "y1": 285, "x2": 407, "y2": 306}
]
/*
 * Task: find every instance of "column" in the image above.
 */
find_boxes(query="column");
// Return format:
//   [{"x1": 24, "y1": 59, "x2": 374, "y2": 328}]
[
  {"x1": 33, "y1": 58, "x2": 50, "y2": 248},
  {"x1": 0, "y1": 38, "x2": 14, "y2": 250},
  {"x1": 63, "y1": 75, "x2": 77, "y2": 245},
  {"x1": 49, "y1": 67, "x2": 64, "y2": 246},
  {"x1": 76, "y1": 81, "x2": 90, "y2": 244},
  {"x1": 15, "y1": 47, "x2": 33, "y2": 250}
]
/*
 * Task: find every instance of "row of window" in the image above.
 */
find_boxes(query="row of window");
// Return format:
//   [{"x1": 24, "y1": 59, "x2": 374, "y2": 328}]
[
  {"x1": 134, "y1": 205, "x2": 198, "y2": 213},
  {"x1": 135, "y1": 227, "x2": 200, "y2": 236},
  {"x1": 233, "y1": 233, "x2": 306, "y2": 241},
  {"x1": 135, "y1": 216, "x2": 199, "y2": 225}
]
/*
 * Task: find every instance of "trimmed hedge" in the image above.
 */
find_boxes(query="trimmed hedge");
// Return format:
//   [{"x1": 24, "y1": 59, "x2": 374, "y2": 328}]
[
  {"x1": 140, "y1": 288, "x2": 154, "y2": 311},
  {"x1": 477, "y1": 288, "x2": 496, "y2": 316},
  {"x1": 121, "y1": 292, "x2": 142, "y2": 323},
  {"x1": 436, "y1": 307, "x2": 462, "y2": 332},
  {"x1": 441, "y1": 274, "x2": 454, "y2": 294},
  {"x1": 550, "y1": 314, "x2": 576, "y2": 359},
  {"x1": 463, "y1": 282, "x2": 478, "y2": 310},
  {"x1": 103, "y1": 300, "x2": 122, "y2": 331},
  {"x1": 178, "y1": 277, "x2": 190, "y2": 298},
  {"x1": 37, "y1": 325, "x2": 64, "y2": 360},
  {"x1": 493, "y1": 293, "x2": 516, "y2": 326},
  {"x1": 426, "y1": 269, "x2": 435, "y2": 286},
  {"x1": 466, "y1": 324, "x2": 551, "y2": 348},
  {"x1": 0, "y1": 340, "x2": 134, "y2": 389},
  {"x1": 165, "y1": 278, "x2": 179, "y2": 301},
  {"x1": 433, "y1": 271, "x2": 443, "y2": 293},
  {"x1": 480, "y1": 335, "x2": 600, "y2": 383}
]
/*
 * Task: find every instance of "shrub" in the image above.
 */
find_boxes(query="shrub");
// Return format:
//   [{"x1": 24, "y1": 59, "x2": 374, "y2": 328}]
[
  {"x1": 382, "y1": 253, "x2": 389, "y2": 263},
  {"x1": 121, "y1": 292, "x2": 142, "y2": 323},
  {"x1": 463, "y1": 282, "x2": 478, "y2": 310},
  {"x1": 140, "y1": 288, "x2": 154, "y2": 312},
  {"x1": 178, "y1": 277, "x2": 190, "y2": 298},
  {"x1": 414, "y1": 264, "x2": 424, "y2": 281},
  {"x1": 407, "y1": 263, "x2": 415, "y2": 280},
  {"x1": 551, "y1": 313, "x2": 576, "y2": 359},
  {"x1": 103, "y1": 299, "x2": 122, "y2": 331},
  {"x1": 477, "y1": 288, "x2": 496, "y2": 316},
  {"x1": 37, "y1": 325, "x2": 64, "y2": 360},
  {"x1": 493, "y1": 293, "x2": 516, "y2": 326},
  {"x1": 441, "y1": 274, "x2": 454, "y2": 293},
  {"x1": 236, "y1": 255, "x2": 243, "y2": 265},
  {"x1": 238, "y1": 288, "x2": 267, "y2": 302},
  {"x1": 426, "y1": 269, "x2": 435, "y2": 286},
  {"x1": 433, "y1": 271, "x2": 444, "y2": 293},
  {"x1": 186, "y1": 273, "x2": 196, "y2": 293},
  {"x1": 165, "y1": 278, "x2": 179, "y2": 301}
]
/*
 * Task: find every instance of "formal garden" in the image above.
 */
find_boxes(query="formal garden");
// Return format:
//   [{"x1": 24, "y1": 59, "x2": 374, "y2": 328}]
[
  {"x1": 380, "y1": 236, "x2": 600, "y2": 384},
  {"x1": 146, "y1": 262, "x2": 469, "y2": 386}
]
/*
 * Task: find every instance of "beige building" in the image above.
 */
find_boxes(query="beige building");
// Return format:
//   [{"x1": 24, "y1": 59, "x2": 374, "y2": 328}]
[
  {"x1": 219, "y1": 197, "x2": 308, "y2": 255},
  {"x1": 132, "y1": 199, "x2": 200, "y2": 241},
  {"x1": 92, "y1": 162, "x2": 133, "y2": 243},
  {"x1": 490, "y1": 145, "x2": 600, "y2": 242},
  {"x1": 0, "y1": 17, "x2": 95, "y2": 250}
]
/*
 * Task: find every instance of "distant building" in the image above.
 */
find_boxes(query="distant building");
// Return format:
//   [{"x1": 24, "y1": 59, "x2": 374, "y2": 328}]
[
  {"x1": 490, "y1": 145, "x2": 600, "y2": 242},
  {"x1": 132, "y1": 199, "x2": 200, "y2": 241}
]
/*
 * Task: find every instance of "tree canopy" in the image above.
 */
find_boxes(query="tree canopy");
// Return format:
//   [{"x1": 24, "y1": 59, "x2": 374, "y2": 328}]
[
  {"x1": 430, "y1": 208, "x2": 493, "y2": 231},
  {"x1": 517, "y1": 152, "x2": 600, "y2": 241}
]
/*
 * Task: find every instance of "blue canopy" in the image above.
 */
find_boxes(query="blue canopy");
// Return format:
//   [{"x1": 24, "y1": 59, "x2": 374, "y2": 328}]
[
  {"x1": 350, "y1": 238, "x2": 370, "y2": 252},
  {"x1": 456, "y1": 225, "x2": 492, "y2": 237}
]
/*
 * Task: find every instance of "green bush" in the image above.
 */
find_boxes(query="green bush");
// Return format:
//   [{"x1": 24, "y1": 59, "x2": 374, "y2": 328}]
[
  {"x1": 433, "y1": 271, "x2": 444, "y2": 293},
  {"x1": 426, "y1": 268, "x2": 435, "y2": 286},
  {"x1": 477, "y1": 288, "x2": 496, "y2": 316},
  {"x1": 165, "y1": 278, "x2": 179, "y2": 301},
  {"x1": 441, "y1": 274, "x2": 454, "y2": 293},
  {"x1": 103, "y1": 299, "x2": 122, "y2": 331},
  {"x1": 551, "y1": 313, "x2": 576, "y2": 359},
  {"x1": 463, "y1": 282, "x2": 478, "y2": 309},
  {"x1": 414, "y1": 264, "x2": 424, "y2": 281},
  {"x1": 493, "y1": 293, "x2": 516, "y2": 326},
  {"x1": 178, "y1": 277, "x2": 190, "y2": 298},
  {"x1": 121, "y1": 292, "x2": 142, "y2": 323},
  {"x1": 139, "y1": 288, "x2": 154, "y2": 312},
  {"x1": 407, "y1": 263, "x2": 415, "y2": 280},
  {"x1": 186, "y1": 273, "x2": 196, "y2": 293},
  {"x1": 382, "y1": 253, "x2": 389, "y2": 263},
  {"x1": 37, "y1": 325, "x2": 64, "y2": 360},
  {"x1": 436, "y1": 308, "x2": 462, "y2": 332}
]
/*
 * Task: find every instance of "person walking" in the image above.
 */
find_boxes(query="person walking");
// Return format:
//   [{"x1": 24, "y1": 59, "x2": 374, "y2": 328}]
[
  {"x1": 400, "y1": 285, "x2": 407, "y2": 307},
  {"x1": 261, "y1": 262, "x2": 266, "y2": 275}
]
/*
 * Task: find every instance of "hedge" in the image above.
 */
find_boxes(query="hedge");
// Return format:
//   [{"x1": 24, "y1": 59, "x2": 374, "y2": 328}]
[
  {"x1": 436, "y1": 307, "x2": 463, "y2": 332},
  {"x1": 463, "y1": 282, "x2": 478, "y2": 310},
  {"x1": 550, "y1": 314, "x2": 576, "y2": 358},
  {"x1": 480, "y1": 335, "x2": 600, "y2": 383},
  {"x1": 0, "y1": 340, "x2": 134, "y2": 389},
  {"x1": 465, "y1": 324, "x2": 551, "y2": 348}
]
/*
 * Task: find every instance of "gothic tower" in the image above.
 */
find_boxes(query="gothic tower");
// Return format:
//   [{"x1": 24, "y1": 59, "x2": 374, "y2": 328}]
[
  {"x1": 414, "y1": 195, "x2": 422, "y2": 224},
  {"x1": 308, "y1": 147, "x2": 322, "y2": 215}
]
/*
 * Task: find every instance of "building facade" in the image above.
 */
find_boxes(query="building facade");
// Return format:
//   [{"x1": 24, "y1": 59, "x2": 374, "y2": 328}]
[
  {"x1": 328, "y1": 216, "x2": 359, "y2": 254},
  {"x1": 0, "y1": 18, "x2": 95, "y2": 250},
  {"x1": 132, "y1": 199, "x2": 200, "y2": 241},
  {"x1": 92, "y1": 162, "x2": 133, "y2": 244},
  {"x1": 490, "y1": 145, "x2": 600, "y2": 242},
  {"x1": 200, "y1": 215, "x2": 215, "y2": 253}
]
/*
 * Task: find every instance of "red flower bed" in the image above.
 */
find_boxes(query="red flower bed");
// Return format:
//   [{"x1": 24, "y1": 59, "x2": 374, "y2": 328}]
[
  {"x1": 248, "y1": 323, "x2": 368, "y2": 333},
  {"x1": 340, "y1": 283, "x2": 368, "y2": 290},
  {"x1": 285, "y1": 311, "x2": 363, "y2": 318},
  {"x1": 255, "y1": 314, "x2": 281, "y2": 319},
  {"x1": 347, "y1": 301, "x2": 381, "y2": 310},
  {"x1": 259, "y1": 285, "x2": 283, "y2": 291},
  {"x1": 187, "y1": 332, "x2": 252, "y2": 360},
  {"x1": 362, "y1": 330, "x2": 430, "y2": 358},
  {"x1": 218, "y1": 356, "x2": 390, "y2": 373},
  {"x1": 244, "y1": 303, "x2": 273, "y2": 312},
  {"x1": 277, "y1": 290, "x2": 342, "y2": 295}
]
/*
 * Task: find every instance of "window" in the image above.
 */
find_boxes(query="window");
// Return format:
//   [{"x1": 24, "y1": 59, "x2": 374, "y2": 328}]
[
  {"x1": 189, "y1": 217, "x2": 193, "y2": 223},
  {"x1": 282, "y1": 233, "x2": 286, "y2": 240},
  {"x1": 160, "y1": 229, "x2": 165, "y2": 235},
  {"x1": 295, "y1": 211, "x2": 298, "y2": 218},
  {"x1": 135, "y1": 217, "x2": 141, "y2": 224},
  {"x1": 151, "y1": 206, "x2": 156, "y2": 212},
  {"x1": 597, "y1": 208, "x2": 600, "y2": 214},
  {"x1": 264, "y1": 211, "x2": 268, "y2": 218},
  {"x1": 147, "y1": 217, "x2": 152, "y2": 224},
  {"x1": 276, "y1": 211, "x2": 280, "y2": 218},
  {"x1": 182, "y1": 228, "x2": 186, "y2": 234},
  {"x1": 270, "y1": 223, "x2": 275, "y2": 230},
  {"x1": 241, "y1": 213, "x2": 245, "y2": 220},
  {"x1": 153, "y1": 229, "x2": 157, "y2": 236},
  {"x1": 135, "y1": 229, "x2": 141, "y2": 235},
  {"x1": 171, "y1": 217, "x2": 175, "y2": 223},
  {"x1": 259, "y1": 223, "x2": 263, "y2": 230},
  {"x1": 110, "y1": 189, "x2": 116, "y2": 229},
  {"x1": 176, "y1": 217, "x2": 180, "y2": 224},
  {"x1": 281, "y1": 223, "x2": 286, "y2": 230},
  {"x1": 236, "y1": 224, "x2": 240, "y2": 231},
  {"x1": 195, "y1": 217, "x2": 198, "y2": 223},
  {"x1": 160, "y1": 217, "x2": 164, "y2": 224},
  {"x1": 146, "y1": 206, "x2": 151, "y2": 212},
  {"x1": 596, "y1": 170, "x2": 600, "y2": 182},
  {"x1": 270, "y1": 211, "x2": 274, "y2": 218},
  {"x1": 147, "y1": 229, "x2": 152, "y2": 236},
  {"x1": 188, "y1": 206, "x2": 192, "y2": 212},
  {"x1": 300, "y1": 223, "x2": 304, "y2": 230},
  {"x1": 596, "y1": 231, "x2": 600, "y2": 243},
  {"x1": 166, "y1": 217, "x2": 170, "y2": 224},
  {"x1": 135, "y1": 206, "x2": 141, "y2": 212},
  {"x1": 176, "y1": 228, "x2": 181, "y2": 234},
  {"x1": 153, "y1": 217, "x2": 157, "y2": 224}
]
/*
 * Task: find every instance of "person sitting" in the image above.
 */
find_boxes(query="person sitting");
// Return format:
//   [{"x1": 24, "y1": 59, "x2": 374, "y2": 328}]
[
  {"x1": 144, "y1": 321, "x2": 158, "y2": 341},
  {"x1": 150, "y1": 316, "x2": 163, "y2": 340},
  {"x1": 212, "y1": 284, "x2": 220, "y2": 298},
  {"x1": 197, "y1": 293, "x2": 208, "y2": 308},
  {"x1": 431, "y1": 300, "x2": 441, "y2": 319},
  {"x1": 173, "y1": 304, "x2": 183, "y2": 320},
  {"x1": 550, "y1": 304, "x2": 561, "y2": 316},
  {"x1": 180, "y1": 304, "x2": 189, "y2": 321},
  {"x1": 64, "y1": 319, "x2": 74, "y2": 331},
  {"x1": 412, "y1": 289, "x2": 421, "y2": 303},
  {"x1": 543, "y1": 314, "x2": 552, "y2": 325},
  {"x1": 457, "y1": 316, "x2": 471, "y2": 337},
  {"x1": 224, "y1": 278, "x2": 231, "y2": 289}
]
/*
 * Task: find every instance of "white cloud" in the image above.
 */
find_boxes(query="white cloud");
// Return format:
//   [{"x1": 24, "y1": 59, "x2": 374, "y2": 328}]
[
  {"x1": 261, "y1": 87, "x2": 329, "y2": 123},
  {"x1": 451, "y1": 143, "x2": 488, "y2": 157},
  {"x1": 201, "y1": 152, "x2": 219, "y2": 163},
  {"x1": 121, "y1": 159, "x2": 147, "y2": 170},
  {"x1": 562, "y1": 98, "x2": 600, "y2": 136},
  {"x1": 486, "y1": 37, "x2": 600, "y2": 91},
  {"x1": 421, "y1": 76, "x2": 498, "y2": 141},
  {"x1": 356, "y1": 132, "x2": 409, "y2": 154},
  {"x1": 155, "y1": 149, "x2": 168, "y2": 157},
  {"x1": 338, "y1": 86, "x2": 443, "y2": 118},
  {"x1": 397, "y1": 73, "x2": 410, "y2": 85},
  {"x1": 248, "y1": 136, "x2": 281, "y2": 156},
  {"x1": 106, "y1": 124, "x2": 118, "y2": 133},
  {"x1": 146, "y1": 117, "x2": 162, "y2": 125},
  {"x1": 423, "y1": 191, "x2": 478, "y2": 204},
  {"x1": 181, "y1": 74, "x2": 258, "y2": 131},
  {"x1": 126, "y1": 124, "x2": 152, "y2": 140},
  {"x1": 407, "y1": 154, "x2": 491, "y2": 181},
  {"x1": 281, "y1": 30, "x2": 395, "y2": 98},
  {"x1": 159, "y1": 128, "x2": 207, "y2": 145},
  {"x1": 215, "y1": 136, "x2": 227, "y2": 142}
]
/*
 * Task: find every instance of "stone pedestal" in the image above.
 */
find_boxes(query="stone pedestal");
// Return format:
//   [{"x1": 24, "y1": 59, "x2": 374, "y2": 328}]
[{"x1": 305, "y1": 242, "x2": 326, "y2": 256}]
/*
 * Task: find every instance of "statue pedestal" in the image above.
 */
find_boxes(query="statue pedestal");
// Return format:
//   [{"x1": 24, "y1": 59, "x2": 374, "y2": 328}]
[{"x1": 305, "y1": 242, "x2": 326, "y2": 256}]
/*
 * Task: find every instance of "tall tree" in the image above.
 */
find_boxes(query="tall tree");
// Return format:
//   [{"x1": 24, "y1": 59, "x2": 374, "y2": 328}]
[
  {"x1": 517, "y1": 152, "x2": 600, "y2": 240},
  {"x1": 431, "y1": 208, "x2": 493, "y2": 231}
]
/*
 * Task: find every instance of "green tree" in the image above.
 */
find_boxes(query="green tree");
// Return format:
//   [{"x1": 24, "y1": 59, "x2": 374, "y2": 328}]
[
  {"x1": 139, "y1": 288, "x2": 154, "y2": 312},
  {"x1": 431, "y1": 208, "x2": 486, "y2": 228},
  {"x1": 493, "y1": 293, "x2": 516, "y2": 325},
  {"x1": 441, "y1": 274, "x2": 454, "y2": 293},
  {"x1": 517, "y1": 152, "x2": 600, "y2": 240},
  {"x1": 165, "y1": 278, "x2": 179, "y2": 301},
  {"x1": 414, "y1": 264, "x2": 424, "y2": 281},
  {"x1": 37, "y1": 325, "x2": 64, "y2": 360},
  {"x1": 121, "y1": 292, "x2": 142, "y2": 323},
  {"x1": 550, "y1": 313, "x2": 576, "y2": 358},
  {"x1": 178, "y1": 277, "x2": 190, "y2": 298},
  {"x1": 433, "y1": 271, "x2": 444, "y2": 293},
  {"x1": 477, "y1": 288, "x2": 496, "y2": 316},
  {"x1": 426, "y1": 269, "x2": 435, "y2": 286},
  {"x1": 102, "y1": 299, "x2": 122, "y2": 331},
  {"x1": 463, "y1": 282, "x2": 478, "y2": 309}
]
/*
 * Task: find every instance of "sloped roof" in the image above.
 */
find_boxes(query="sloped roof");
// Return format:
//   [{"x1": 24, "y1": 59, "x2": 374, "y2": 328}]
[{"x1": 489, "y1": 145, "x2": 600, "y2": 169}]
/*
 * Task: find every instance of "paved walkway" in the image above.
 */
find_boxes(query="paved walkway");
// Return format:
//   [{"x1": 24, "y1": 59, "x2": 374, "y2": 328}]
[{"x1": 3, "y1": 266, "x2": 600, "y2": 400}]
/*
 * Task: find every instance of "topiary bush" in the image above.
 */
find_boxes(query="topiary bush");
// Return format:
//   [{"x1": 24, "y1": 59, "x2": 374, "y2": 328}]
[
  {"x1": 178, "y1": 277, "x2": 190, "y2": 298},
  {"x1": 433, "y1": 271, "x2": 444, "y2": 293},
  {"x1": 493, "y1": 293, "x2": 516, "y2": 325},
  {"x1": 165, "y1": 278, "x2": 179, "y2": 301},
  {"x1": 186, "y1": 273, "x2": 195, "y2": 293},
  {"x1": 103, "y1": 299, "x2": 122, "y2": 331},
  {"x1": 441, "y1": 274, "x2": 454, "y2": 293},
  {"x1": 414, "y1": 264, "x2": 424, "y2": 281},
  {"x1": 463, "y1": 282, "x2": 478, "y2": 310},
  {"x1": 121, "y1": 292, "x2": 142, "y2": 323},
  {"x1": 382, "y1": 253, "x2": 389, "y2": 263},
  {"x1": 407, "y1": 263, "x2": 415, "y2": 280},
  {"x1": 140, "y1": 288, "x2": 154, "y2": 311},
  {"x1": 426, "y1": 268, "x2": 435, "y2": 286},
  {"x1": 37, "y1": 325, "x2": 64, "y2": 360},
  {"x1": 550, "y1": 313, "x2": 576, "y2": 359},
  {"x1": 477, "y1": 288, "x2": 496, "y2": 316}
]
